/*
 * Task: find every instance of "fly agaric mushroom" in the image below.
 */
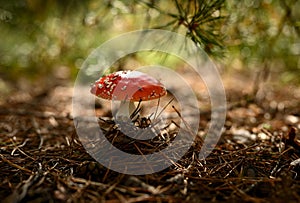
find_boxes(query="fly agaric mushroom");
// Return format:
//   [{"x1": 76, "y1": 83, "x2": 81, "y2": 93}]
[{"x1": 90, "y1": 70, "x2": 167, "y2": 118}]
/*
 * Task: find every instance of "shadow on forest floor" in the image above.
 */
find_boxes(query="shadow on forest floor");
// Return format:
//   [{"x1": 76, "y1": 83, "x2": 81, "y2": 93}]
[{"x1": 1, "y1": 70, "x2": 300, "y2": 202}]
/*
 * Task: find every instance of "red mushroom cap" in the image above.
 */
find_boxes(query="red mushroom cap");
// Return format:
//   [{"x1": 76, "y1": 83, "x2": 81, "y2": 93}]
[{"x1": 90, "y1": 70, "x2": 167, "y2": 101}]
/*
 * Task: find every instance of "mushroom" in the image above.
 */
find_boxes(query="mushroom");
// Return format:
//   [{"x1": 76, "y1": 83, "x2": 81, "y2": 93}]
[{"x1": 90, "y1": 70, "x2": 167, "y2": 118}]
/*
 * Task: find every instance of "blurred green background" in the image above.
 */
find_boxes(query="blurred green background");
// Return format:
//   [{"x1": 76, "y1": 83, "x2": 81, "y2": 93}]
[{"x1": 0, "y1": 0, "x2": 299, "y2": 94}]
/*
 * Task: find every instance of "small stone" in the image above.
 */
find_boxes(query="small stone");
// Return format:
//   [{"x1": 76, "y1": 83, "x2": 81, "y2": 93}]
[
  {"x1": 258, "y1": 132, "x2": 269, "y2": 140},
  {"x1": 285, "y1": 115, "x2": 299, "y2": 125},
  {"x1": 232, "y1": 128, "x2": 256, "y2": 143}
]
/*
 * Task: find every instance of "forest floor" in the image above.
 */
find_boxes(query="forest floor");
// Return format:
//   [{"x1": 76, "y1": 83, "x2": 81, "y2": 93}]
[{"x1": 0, "y1": 69, "x2": 300, "y2": 203}]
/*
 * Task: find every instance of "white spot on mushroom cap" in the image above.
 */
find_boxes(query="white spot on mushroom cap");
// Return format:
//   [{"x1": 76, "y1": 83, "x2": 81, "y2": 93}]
[
  {"x1": 121, "y1": 86, "x2": 127, "y2": 91},
  {"x1": 116, "y1": 70, "x2": 146, "y2": 78},
  {"x1": 110, "y1": 84, "x2": 116, "y2": 92}
]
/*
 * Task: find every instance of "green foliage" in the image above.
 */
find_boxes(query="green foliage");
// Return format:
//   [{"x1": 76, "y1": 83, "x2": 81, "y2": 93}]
[
  {"x1": 137, "y1": 0, "x2": 226, "y2": 57},
  {"x1": 0, "y1": 0, "x2": 299, "y2": 84},
  {"x1": 0, "y1": 0, "x2": 114, "y2": 80},
  {"x1": 224, "y1": 0, "x2": 300, "y2": 83}
]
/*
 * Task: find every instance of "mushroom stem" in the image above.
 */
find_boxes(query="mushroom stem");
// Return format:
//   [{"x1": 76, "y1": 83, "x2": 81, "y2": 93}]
[{"x1": 116, "y1": 101, "x2": 136, "y2": 119}]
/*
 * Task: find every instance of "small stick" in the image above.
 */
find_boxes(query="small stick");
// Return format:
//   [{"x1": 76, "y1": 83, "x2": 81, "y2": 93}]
[
  {"x1": 154, "y1": 97, "x2": 161, "y2": 119},
  {"x1": 0, "y1": 154, "x2": 33, "y2": 174},
  {"x1": 130, "y1": 100, "x2": 142, "y2": 120},
  {"x1": 155, "y1": 97, "x2": 174, "y2": 120}
]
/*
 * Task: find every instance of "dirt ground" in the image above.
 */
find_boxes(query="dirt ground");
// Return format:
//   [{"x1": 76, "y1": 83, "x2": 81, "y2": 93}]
[{"x1": 0, "y1": 70, "x2": 300, "y2": 203}]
